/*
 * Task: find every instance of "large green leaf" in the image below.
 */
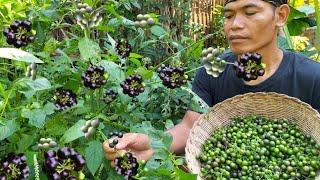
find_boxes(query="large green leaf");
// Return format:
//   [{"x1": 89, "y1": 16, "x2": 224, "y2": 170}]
[
  {"x1": 21, "y1": 108, "x2": 46, "y2": 128},
  {"x1": 78, "y1": 37, "x2": 101, "y2": 61},
  {"x1": 287, "y1": 20, "x2": 309, "y2": 36},
  {"x1": 151, "y1": 25, "x2": 167, "y2": 37},
  {"x1": 0, "y1": 120, "x2": 19, "y2": 141},
  {"x1": 60, "y1": 120, "x2": 86, "y2": 144},
  {"x1": 85, "y1": 141, "x2": 104, "y2": 176},
  {"x1": 174, "y1": 167, "x2": 197, "y2": 180},
  {"x1": 18, "y1": 77, "x2": 51, "y2": 91},
  {"x1": 100, "y1": 60, "x2": 125, "y2": 83},
  {"x1": 0, "y1": 48, "x2": 43, "y2": 63}
]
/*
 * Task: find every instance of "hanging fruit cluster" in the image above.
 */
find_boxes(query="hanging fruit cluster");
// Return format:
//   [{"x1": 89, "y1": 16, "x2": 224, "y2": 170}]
[
  {"x1": 53, "y1": 88, "x2": 78, "y2": 110},
  {"x1": 3, "y1": 20, "x2": 35, "y2": 48},
  {"x1": 25, "y1": 63, "x2": 37, "y2": 80},
  {"x1": 201, "y1": 47, "x2": 227, "y2": 77},
  {"x1": 43, "y1": 148, "x2": 86, "y2": 180},
  {"x1": 103, "y1": 89, "x2": 118, "y2": 104},
  {"x1": 0, "y1": 153, "x2": 30, "y2": 180},
  {"x1": 157, "y1": 64, "x2": 187, "y2": 89},
  {"x1": 233, "y1": 52, "x2": 265, "y2": 81},
  {"x1": 82, "y1": 65, "x2": 107, "y2": 89},
  {"x1": 75, "y1": 3, "x2": 103, "y2": 29},
  {"x1": 108, "y1": 131, "x2": 124, "y2": 148},
  {"x1": 115, "y1": 39, "x2": 132, "y2": 58},
  {"x1": 38, "y1": 138, "x2": 57, "y2": 150},
  {"x1": 134, "y1": 14, "x2": 155, "y2": 28},
  {"x1": 114, "y1": 152, "x2": 139, "y2": 180},
  {"x1": 120, "y1": 75, "x2": 145, "y2": 97},
  {"x1": 81, "y1": 119, "x2": 100, "y2": 138}
]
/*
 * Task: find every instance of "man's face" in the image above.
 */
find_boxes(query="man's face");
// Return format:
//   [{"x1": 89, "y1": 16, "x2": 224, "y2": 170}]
[{"x1": 223, "y1": 0, "x2": 278, "y2": 54}]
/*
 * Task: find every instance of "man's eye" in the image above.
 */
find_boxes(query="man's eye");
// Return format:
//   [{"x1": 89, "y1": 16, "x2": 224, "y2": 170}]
[
  {"x1": 224, "y1": 14, "x2": 233, "y2": 19},
  {"x1": 245, "y1": 12, "x2": 256, "y2": 16}
]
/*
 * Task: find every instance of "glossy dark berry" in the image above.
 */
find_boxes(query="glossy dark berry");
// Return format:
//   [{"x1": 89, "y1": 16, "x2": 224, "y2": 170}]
[
  {"x1": 57, "y1": 147, "x2": 71, "y2": 159},
  {"x1": 233, "y1": 52, "x2": 264, "y2": 81},
  {"x1": 115, "y1": 39, "x2": 132, "y2": 58},
  {"x1": 103, "y1": 89, "x2": 118, "y2": 103},
  {"x1": 53, "y1": 88, "x2": 77, "y2": 110},
  {"x1": 120, "y1": 75, "x2": 144, "y2": 97},
  {"x1": 82, "y1": 65, "x2": 107, "y2": 89},
  {"x1": 157, "y1": 64, "x2": 187, "y2": 89},
  {"x1": 113, "y1": 152, "x2": 139, "y2": 179},
  {"x1": 3, "y1": 20, "x2": 34, "y2": 48},
  {"x1": 0, "y1": 153, "x2": 29, "y2": 179}
]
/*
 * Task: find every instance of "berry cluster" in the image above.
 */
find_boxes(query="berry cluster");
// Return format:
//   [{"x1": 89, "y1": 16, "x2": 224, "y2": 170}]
[
  {"x1": 120, "y1": 75, "x2": 145, "y2": 97},
  {"x1": 38, "y1": 138, "x2": 57, "y2": 150},
  {"x1": 75, "y1": 3, "x2": 102, "y2": 29},
  {"x1": 115, "y1": 39, "x2": 132, "y2": 58},
  {"x1": 157, "y1": 64, "x2": 187, "y2": 89},
  {"x1": 3, "y1": 20, "x2": 35, "y2": 48},
  {"x1": 82, "y1": 65, "x2": 107, "y2": 89},
  {"x1": 103, "y1": 89, "x2": 118, "y2": 104},
  {"x1": 114, "y1": 152, "x2": 139, "y2": 180},
  {"x1": 43, "y1": 148, "x2": 86, "y2": 180},
  {"x1": 108, "y1": 131, "x2": 124, "y2": 148},
  {"x1": 134, "y1": 14, "x2": 155, "y2": 28},
  {"x1": 233, "y1": 52, "x2": 265, "y2": 81},
  {"x1": 0, "y1": 153, "x2": 29, "y2": 180},
  {"x1": 25, "y1": 63, "x2": 37, "y2": 80},
  {"x1": 201, "y1": 47, "x2": 226, "y2": 78},
  {"x1": 81, "y1": 119, "x2": 100, "y2": 138},
  {"x1": 53, "y1": 89, "x2": 77, "y2": 110}
]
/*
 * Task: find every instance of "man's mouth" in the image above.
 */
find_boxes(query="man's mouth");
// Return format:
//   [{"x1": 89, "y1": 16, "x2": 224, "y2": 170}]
[{"x1": 229, "y1": 35, "x2": 248, "y2": 43}]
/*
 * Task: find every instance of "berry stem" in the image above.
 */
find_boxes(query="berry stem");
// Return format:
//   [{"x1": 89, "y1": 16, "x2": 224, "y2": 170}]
[
  {"x1": 98, "y1": 130, "x2": 108, "y2": 141},
  {"x1": 185, "y1": 65, "x2": 204, "y2": 74},
  {"x1": 153, "y1": 33, "x2": 215, "y2": 70}
]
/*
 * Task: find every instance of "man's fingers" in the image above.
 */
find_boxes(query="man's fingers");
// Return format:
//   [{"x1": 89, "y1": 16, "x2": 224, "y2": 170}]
[
  {"x1": 104, "y1": 152, "x2": 117, "y2": 161},
  {"x1": 102, "y1": 141, "x2": 116, "y2": 153},
  {"x1": 115, "y1": 133, "x2": 137, "y2": 149}
]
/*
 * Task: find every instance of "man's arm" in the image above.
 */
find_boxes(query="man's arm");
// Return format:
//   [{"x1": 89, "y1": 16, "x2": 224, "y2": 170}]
[{"x1": 166, "y1": 110, "x2": 201, "y2": 155}]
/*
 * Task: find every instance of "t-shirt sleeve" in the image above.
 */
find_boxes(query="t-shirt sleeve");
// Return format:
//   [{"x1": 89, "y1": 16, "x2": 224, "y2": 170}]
[{"x1": 191, "y1": 67, "x2": 213, "y2": 107}]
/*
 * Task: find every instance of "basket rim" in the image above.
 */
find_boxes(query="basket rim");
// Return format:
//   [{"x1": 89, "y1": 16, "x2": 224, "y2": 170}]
[{"x1": 185, "y1": 92, "x2": 320, "y2": 175}]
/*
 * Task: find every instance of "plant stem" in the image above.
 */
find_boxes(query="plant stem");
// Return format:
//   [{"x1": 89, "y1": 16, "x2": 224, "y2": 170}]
[
  {"x1": 283, "y1": 25, "x2": 294, "y2": 50},
  {"x1": 185, "y1": 65, "x2": 203, "y2": 74},
  {"x1": 314, "y1": 0, "x2": 320, "y2": 51},
  {"x1": 98, "y1": 130, "x2": 108, "y2": 141}
]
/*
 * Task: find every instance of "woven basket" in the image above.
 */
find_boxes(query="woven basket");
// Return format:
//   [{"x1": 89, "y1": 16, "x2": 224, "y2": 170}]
[{"x1": 185, "y1": 92, "x2": 320, "y2": 179}]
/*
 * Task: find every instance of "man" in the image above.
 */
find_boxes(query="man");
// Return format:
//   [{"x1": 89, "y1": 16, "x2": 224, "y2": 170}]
[{"x1": 103, "y1": 0, "x2": 320, "y2": 161}]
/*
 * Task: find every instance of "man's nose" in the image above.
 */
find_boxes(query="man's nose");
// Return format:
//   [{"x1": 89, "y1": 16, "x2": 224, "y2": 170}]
[{"x1": 230, "y1": 14, "x2": 245, "y2": 30}]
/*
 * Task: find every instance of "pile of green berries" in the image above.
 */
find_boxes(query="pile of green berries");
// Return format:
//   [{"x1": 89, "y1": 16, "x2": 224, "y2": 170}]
[
  {"x1": 82, "y1": 65, "x2": 107, "y2": 89},
  {"x1": 201, "y1": 47, "x2": 226, "y2": 78},
  {"x1": 134, "y1": 14, "x2": 155, "y2": 28},
  {"x1": 157, "y1": 64, "x2": 187, "y2": 89},
  {"x1": 3, "y1": 20, "x2": 35, "y2": 48},
  {"x1": 233, "y1": 52, "x2": 265, "y2": 81},
  {"x1": 75, "y1": 3, "x2": 102, "y2": 29},
  {"x1": 53, "y1": 88, "x2": 77, "y2": 110},
  {"x1": 0, "y1": 153, "x2": 29, "y2": 180},
  {"x1": 197, "y1": 115, "x2": 320, "y2": 179},
  {"x1": 25, "y1": 63, "x2": 37, "y2": 80},
  {"x1": 38, "y1": 138, "x2": 57, "y2": 150},
  {"x1": 115, "y1": 39, "x2": 132, "y2": 58},
  {"x1": 81, "y1": 119, "x2": 100, "y2": 138},
  {"x1": 120, "y1": 75, "x2": 145, "y2": 97},
  {"x1": 43, "y1": 148, "x2": 86, "y2": 180}
]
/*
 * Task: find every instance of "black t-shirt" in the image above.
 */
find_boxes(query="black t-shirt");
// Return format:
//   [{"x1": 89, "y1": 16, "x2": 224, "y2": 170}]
[{"x1": 192, "y1": 49, "x2": 320, "y2": 112}]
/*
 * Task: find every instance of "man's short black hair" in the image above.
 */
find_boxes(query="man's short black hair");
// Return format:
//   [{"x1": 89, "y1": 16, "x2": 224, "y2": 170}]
[{"x1": 224, "y1": 0, "x2": 288, "y2": 7}]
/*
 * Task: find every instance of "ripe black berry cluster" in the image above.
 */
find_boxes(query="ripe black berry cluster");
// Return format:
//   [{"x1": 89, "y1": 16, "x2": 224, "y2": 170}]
[
  {"x1": 81, "y1": 119, "x2": 100, "y2": 138},
  {"x1": 103, "y1": 89, "x2": 118, "y2": 104},
  {"x1": 233, "y1": 52, "x2": 265, "y2": 81},
  {"x1": 38, "y1": 138, "x2": 57, "y2": 150},
  {"x1": 82, "y1": 65, "x2": 107, "y2": 89},
  {"x1": 3, "y1": 20, "x2": 35, "y2": 48},
  {"x1": 134, "y1": 14, "x2": 155, "y2": 28},
  {"x1": 53, "y1": 88, "x2": 77, "y2": 110},
  {"x1": 120, "y1": 75, "x2": 145, "y2": 97},
  {"x1": 0, "y1": 153, "x2": 29, "y2": 180},
  {"x1": 25, "y1": 63, "x2": 37, "y2": 80},
  {"x1": 43, "y1": 148, "x2": 86, "y2": 180},
  {"x1": 75, "y1": 3, "x2": 103, "y2": 29},
  {"x1": 157, "y1": 64, "x2": 187, "y2": 89},
  {"x1": 108, "y1": 131, "x2": 123, "y2": 148},
  {"x1": 114, "y1": 152, "x2": 139, "y2": 180},
  {"x1": 201, "y1": 47, "x2": 226, "y2": 78},
  {"x1": 115, "y1": 39, "x2": 132, "y2": 58}
]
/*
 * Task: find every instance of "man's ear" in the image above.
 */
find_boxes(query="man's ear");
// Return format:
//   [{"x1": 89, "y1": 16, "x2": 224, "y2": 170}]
[{"x1": 275, "y1": 4, "x2": 290, "y2": 27}]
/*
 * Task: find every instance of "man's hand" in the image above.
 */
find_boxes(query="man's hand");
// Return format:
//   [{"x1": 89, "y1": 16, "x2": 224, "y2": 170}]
[{"x1": 103, "y1": 133, "x2": 154, "y2": 162}]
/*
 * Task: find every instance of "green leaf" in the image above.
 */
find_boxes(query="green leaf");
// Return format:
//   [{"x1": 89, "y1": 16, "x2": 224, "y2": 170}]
[
  {"x1": 288, "y1": 6, "x2": 307, "y2": 22},
  {"x1": 151, "y1": 25, "x2": 167, "y2": 37},
  {"x1": 43, "y1": 102, "x2": 55, "y2": 115},
  {"x1": 60, "y1": 120, "x2": 86, "y2": 144},
  {"x1": 174, "y1": 167, "x2": 197, "y2": 180},
  {"x1": 21, "y1": 108, "x2": 46, "y2": 128},
  {"x1": 0, "y1": 120, "x2": 19, "y2": 141},
  {"x1": 44, "y1": 116, "x2": 68, "y2": 136},
  {"x1": 165, "y1": 119, "x2": 174, "y2": 130},
  {"x1": 17, "y1": 134, "x2": 35, "y2": 151},
  {"x1": 136, "y1": 67, "x2": 153, "y2": 80},
  {"x1": 85, "y1": 141, "x2": 104, "y2": 176},
  {"x1": 277, "y1": 36, "x2": 291, "y2": 50},
  {"x1": 287, "y1": 20, "x2": 309, "y2": 36},
  {"x1": 129, "y1": 58, "x2": 141, "y2": 67},
  {"x1": 129, "y1": 53, "x2": 143, "y2": 59},
  {"x1": 0, "y1": 48, "x2": 43, "y2": 63},
  {"x1": 18, "y1": 77, "x2": 51, "y2": 91},
  {"x1": 78, "y1": 37, "x2": 101, "y2": 60},
  {"x1": 100, "y1": 60, "x2": 125, "y2": 83}
]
